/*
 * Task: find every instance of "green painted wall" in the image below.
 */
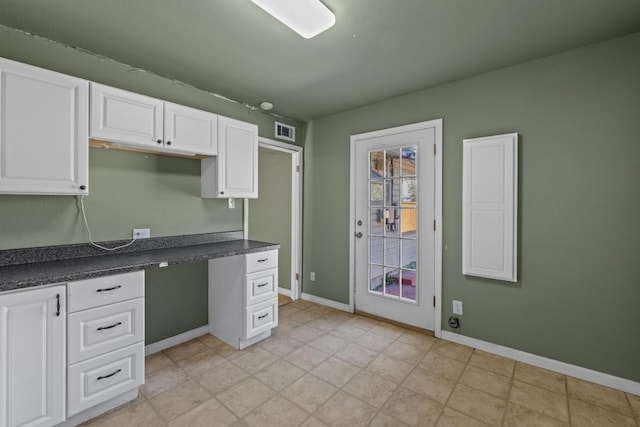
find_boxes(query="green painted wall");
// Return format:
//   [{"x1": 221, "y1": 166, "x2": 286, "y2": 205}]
[
  {"x1": 145, "y1": 262, "x2": 208, "y2": 344},
  {"x1": 248, "y1": 148, "x2": 293, "y2": 290},
  {"x1": 305, "y1": 33, "x2": 640, "y2": 381},
  {"x1": 0, "y1": 27, "x2": 301, "y2": 343}
]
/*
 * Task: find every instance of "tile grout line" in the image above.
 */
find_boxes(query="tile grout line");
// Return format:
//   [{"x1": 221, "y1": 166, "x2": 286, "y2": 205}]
[
  {"x1": 565, "y1": 372, "x2": 572, "y2": 427},
  {"x1": 499, "y1": 357, "x2": 517, "y2": 427},
  {"x1": 433, "y1": 343, "x2": 476, "y2": 426}
]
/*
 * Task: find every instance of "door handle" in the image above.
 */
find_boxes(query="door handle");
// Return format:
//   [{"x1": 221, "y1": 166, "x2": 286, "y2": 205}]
[{"x1": 354, "y1": 232, "x2": 363, "y2": 238}]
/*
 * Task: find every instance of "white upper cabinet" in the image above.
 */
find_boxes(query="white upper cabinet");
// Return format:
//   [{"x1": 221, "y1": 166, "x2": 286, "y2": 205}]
[
  {"x1": 164, "y1": 102, "x2": 217, "y2": 155},
  {"x1": 0, "y1": 285, "x2": 66, "y2": 427},
  {"x1": 201, "y1": 116, "x2": 258, "y2": 198},
  {"x1": 90, "y1": 83, "x2": 217, "y2": 156},
  {"x1": 90, "y1": 83, "x2": 163, "y2": 150},
  {"x1": 0, "y1": 57, "x2": 89, "y2": 195}
]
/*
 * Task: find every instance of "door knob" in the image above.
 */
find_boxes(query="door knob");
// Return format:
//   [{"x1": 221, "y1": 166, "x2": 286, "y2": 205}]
[{"x1": 355, "y1": 232, "x2": 363, "y2": 238}]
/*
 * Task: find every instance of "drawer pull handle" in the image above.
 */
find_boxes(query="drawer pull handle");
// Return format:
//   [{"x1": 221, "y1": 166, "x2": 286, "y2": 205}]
[
  {"x1": 257, "y1": 258, "x2": 269, "y2": 263},
  {"x1": 257, "y1": 282, "x2": 269, "y2": 288},
  {"x1": 96, "y1": 285, "x2": 122, "y2": 293},
  {"x1": 257, "y1": 313, "x2": 269, "y2": 319},
  {"x1": 56, "y1": 294, "x2": 61, "y2": 317},
  {"x1": 97, "y1": 369, "x2": 122, "y2": 381},
  {"x1": 97, "y1": 322, "x2": 122, "y2": 331}
]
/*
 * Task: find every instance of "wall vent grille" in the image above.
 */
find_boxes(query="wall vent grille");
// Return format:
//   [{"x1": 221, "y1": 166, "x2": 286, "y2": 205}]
[{"x1": 275, "y1": 122, "x2": 296, "y2": 142}]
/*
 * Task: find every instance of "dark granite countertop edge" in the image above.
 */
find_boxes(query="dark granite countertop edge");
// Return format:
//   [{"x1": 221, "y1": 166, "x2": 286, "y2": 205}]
[{"x1": 0, "y1": 240, "x2": 279, "y2": 293}]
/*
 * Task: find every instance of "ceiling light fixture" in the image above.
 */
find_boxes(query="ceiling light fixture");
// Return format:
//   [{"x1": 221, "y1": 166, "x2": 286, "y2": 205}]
[{"x1": 250, "y1": 0, "x2": 335, "y2": 39}]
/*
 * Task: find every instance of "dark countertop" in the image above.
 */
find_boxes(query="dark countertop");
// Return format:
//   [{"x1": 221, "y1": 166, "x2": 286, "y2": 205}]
[{"x1": 0, "y1": 233, "x2": 279, "y2": 293}]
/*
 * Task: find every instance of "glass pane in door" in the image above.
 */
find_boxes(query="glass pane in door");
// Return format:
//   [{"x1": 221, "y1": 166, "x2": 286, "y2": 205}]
[{"x1": 368, "y1": 146, "x2": 419, "y2": 304}]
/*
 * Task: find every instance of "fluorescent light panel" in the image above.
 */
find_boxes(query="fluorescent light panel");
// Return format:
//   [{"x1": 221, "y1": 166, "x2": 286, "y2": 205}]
[{"x1": 251, "y1": 0, "x2": 335, "y2": 39}]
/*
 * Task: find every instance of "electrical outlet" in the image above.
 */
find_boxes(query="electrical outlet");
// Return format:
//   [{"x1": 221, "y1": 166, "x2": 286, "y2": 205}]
[
  {"x1": 310, "y1": 272, "x2": 315, "y2": 281},
  {"x1": 228, "y1": 198, "x2": 236, "y2": 209},
  {"x1": 452, "y1": 300, "x2": 463, "y2": 315},
  {"x1": 132, "y1": 228, "x2": 150, "y2": 239}
]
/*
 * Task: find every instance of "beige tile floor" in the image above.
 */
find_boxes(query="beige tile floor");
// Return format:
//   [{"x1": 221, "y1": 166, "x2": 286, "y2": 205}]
[{"x1": 83, "y1": 300, "x2": 640, "y2": 427}]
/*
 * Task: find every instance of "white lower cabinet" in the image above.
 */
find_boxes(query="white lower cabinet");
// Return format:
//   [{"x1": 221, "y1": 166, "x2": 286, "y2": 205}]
[
  {"x1": 0, "y1": 285, "x2": 66, "y2": 427},
  {"x1": 67, "y1": 342, "x2": 144, "y2": 416},
  {"x1": 209, "y1": 249, "x2": 279, "y2": 349},
  {"x1": 66, "y1": 271, "x2": 145, "y2": 418}
]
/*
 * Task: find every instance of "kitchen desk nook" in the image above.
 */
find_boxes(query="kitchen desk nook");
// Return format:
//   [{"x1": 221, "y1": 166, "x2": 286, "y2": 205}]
[{"x1": 0, "y1": 231, "x2": 279, "y2": 427}]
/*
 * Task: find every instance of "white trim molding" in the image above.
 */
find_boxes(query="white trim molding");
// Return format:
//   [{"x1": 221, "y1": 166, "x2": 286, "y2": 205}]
[
  {"x1": 278, "y1": 287, "x2": 292, "y2": 297},
  {"x1": 145, "y1": 325, "x2": 210, "y2": 355},
  {"x1": 301, "y1": 292, "x2": 352, "y2": 313},
  {"x1": 441, "y1": 331, "x2": 640, "y2": 395}
]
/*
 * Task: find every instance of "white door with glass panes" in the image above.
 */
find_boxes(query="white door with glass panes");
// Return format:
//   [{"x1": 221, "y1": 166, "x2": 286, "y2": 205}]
[{"x1": 352, "y1": 121, "x2": 440, "y2": 330}]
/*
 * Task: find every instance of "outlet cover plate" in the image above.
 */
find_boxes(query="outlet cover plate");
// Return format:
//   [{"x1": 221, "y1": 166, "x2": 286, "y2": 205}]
[
  {"x1": 453, "y1": 300, "x2": 463, "y2": 315},
  {"x1": 133, "y1": 228, "x2": 150, "y2": 239}
]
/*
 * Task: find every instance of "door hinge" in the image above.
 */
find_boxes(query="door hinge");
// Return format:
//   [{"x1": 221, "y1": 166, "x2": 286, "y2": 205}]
[
  {"x1": 295, "y1": 273, "x2": 299, "y2": 281},
  {"x1": 433, "y1": 220, "x2": 436, "y2": 231},
  {"x1": 433, "y1": 296, "x2": 436, "y2": 307},
  {"x1": 296, "y1": 165, "x2": 300, "y2": 172},
  {"x1": 434, "y1": 144, "x2": 436, "y2": 156}
]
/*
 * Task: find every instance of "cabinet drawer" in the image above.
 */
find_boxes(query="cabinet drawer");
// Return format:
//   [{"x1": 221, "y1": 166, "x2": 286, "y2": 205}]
[
  {"x1": 246, "y1": 268, "x2": 278, "y2": 306},
  {"x1": 245, "y1": 250, "x2": 278, "y2": 273},
  {"x1": 67, "y1": 271, "x2": 144, "y2": 313},
  {"x1": 68, "y1": 342, "x2": 144, "y2": 416},
  {"x1": 245, "y1": 298, "x2": 278, "y2": 339},
  {"x1": 68, "y1": 298, "x2": 144, "y2": 364}
]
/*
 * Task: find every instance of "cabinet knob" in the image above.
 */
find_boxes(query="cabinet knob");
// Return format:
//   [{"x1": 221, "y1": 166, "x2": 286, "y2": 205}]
[
  {"x1": 166, "y1": 141, "x2": 172, "y2": 146},
  {"x1": 79, "y1": 185, "x2": 86, "y2": 190},
  {"x1": 220, "y1": 191, "x2": 224, "y2": 195},
  {"x1": 157, "y1": 139, "x2": 162, "y2": 145}
]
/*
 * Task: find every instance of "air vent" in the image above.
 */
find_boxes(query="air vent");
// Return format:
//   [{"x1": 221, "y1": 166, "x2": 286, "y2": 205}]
[{"x1": 275, "y1": 122, "x2": 296, "y2": 142}]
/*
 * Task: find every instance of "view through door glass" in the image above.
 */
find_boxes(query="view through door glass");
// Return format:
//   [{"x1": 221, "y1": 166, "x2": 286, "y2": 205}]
[{"x1": 369, "y1": 146, "x2": 418, "y2": 302}]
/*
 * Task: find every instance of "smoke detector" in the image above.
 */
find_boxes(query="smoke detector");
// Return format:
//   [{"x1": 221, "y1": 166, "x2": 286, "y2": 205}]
[{"x1": 259, "y1": 101, "x2": 274, "y2": 111}]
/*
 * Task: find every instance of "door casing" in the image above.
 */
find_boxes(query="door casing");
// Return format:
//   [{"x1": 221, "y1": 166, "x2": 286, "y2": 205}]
[
  {"x1": 244, "y1": 137, "x2": 303, "y2": 300},
  {"x1": 349, "y1": 119, "x2": 443, "y2": 337}
]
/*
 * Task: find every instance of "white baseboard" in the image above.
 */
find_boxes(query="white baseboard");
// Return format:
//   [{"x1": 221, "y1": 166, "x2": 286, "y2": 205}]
[
  {"x1": 145, "y1": 325, "x2": 210, "y2": 355},
  {"x1": 60, "y1": 388, "x2": 139, "y2": 426},
  {"x1": 441, "y1": 331, "x2": 640, "y2": 396},
  {"x1": 301, "y1": 292, "x2": 352, "y2": 312},
  {"x1": 278, "y1": 287, "x2": 292, "y2": 297}
]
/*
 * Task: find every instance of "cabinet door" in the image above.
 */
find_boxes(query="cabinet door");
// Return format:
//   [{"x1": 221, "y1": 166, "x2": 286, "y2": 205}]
[
  {"x1": 217, "y1": 116, "x2": 258, "y2": 198},
  {"x1": 90, "y1": 83, "x2": 163, "y2": 150},
  {"x1": 0, "y1": 285, "x2": 66, "y2": 427},
  {"x1": 0, "y1": 58, "x2": 88, "y2": 195},
  {"x1": 164, "y1": 102, "x2": 217, "y2": 156}
]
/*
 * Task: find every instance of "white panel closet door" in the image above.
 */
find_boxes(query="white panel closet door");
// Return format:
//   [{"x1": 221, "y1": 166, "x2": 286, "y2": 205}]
[{"x1": 462, "y1": 133, "x2": 518, "y2": 282}]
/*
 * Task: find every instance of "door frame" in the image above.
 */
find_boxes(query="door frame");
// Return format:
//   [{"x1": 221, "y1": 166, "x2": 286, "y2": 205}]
[
  {"x1": 244, "y1": 137, "x2": 303, "y2": 300},
  {"x1": 349, "y1": 119, "x2": 443, "y2": 337}
]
